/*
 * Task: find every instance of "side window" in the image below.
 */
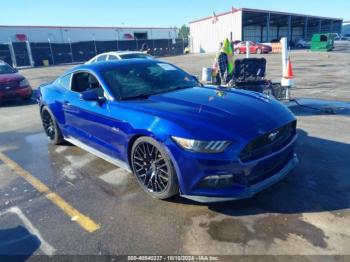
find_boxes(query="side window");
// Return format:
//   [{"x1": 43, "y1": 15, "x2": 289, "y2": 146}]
[
  {"x1": 71, "y1": 72, "x2": 105, "y2": 98},
  {"x1": 108, "y1": 55, "x2": 118, "y2": 61},
  {"x1": 96, "y1": 55, "x2": 108, "y2": 62},
  {"x1": 320, "y1": 35, "x2": 328, "y2": 42},
  {"x1": 56, "y1": 74, "x2": 72, "y2": 89}
]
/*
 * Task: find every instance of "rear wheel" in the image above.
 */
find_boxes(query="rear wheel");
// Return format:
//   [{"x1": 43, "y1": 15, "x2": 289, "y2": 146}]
[
  {"x1": 41, "y1": 106, "x2": 64, "y2": 145},
  {"x1": 131, "y1": 137, "x2": 179, "y2": 199}
]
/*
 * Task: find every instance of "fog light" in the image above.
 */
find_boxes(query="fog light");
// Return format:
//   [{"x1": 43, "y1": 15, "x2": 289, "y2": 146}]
[{"x1": 199, "y1": 174, "x2": 235, "y2": 189}]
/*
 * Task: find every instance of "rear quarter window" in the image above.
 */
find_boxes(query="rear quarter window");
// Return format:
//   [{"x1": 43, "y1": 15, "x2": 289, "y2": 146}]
[{"x1": 55, "y1": 74, "x2": 72, "y2": 89}]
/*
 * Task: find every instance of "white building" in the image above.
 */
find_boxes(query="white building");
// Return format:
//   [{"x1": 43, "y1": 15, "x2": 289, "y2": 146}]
[
  {"x1": 0, "y1": 25, "x2": 178, "y2": 43},
  {"x1": 190, "y1": 8, "x2": 343, "y2": 53},
  {"x1": 342, "y1": 21, "x2": 350, "y2": 35}
]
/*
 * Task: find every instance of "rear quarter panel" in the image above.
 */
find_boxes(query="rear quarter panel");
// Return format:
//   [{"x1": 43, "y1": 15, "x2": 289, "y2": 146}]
[{"x1": 38, "y1": 83, "x2": 67, "y2": 129}]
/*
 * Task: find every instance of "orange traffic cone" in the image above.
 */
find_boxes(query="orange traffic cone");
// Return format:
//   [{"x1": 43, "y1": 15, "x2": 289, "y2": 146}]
[{"x1": 284, "y1": 58, "x2": 294, "y2": 79}]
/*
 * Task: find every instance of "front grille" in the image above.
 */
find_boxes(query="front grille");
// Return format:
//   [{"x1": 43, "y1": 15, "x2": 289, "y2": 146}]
[
  {"x1": 239, "y1": 121, "x2": 296, "y2": 162},
  {"x1": 246, "y1": 153, "x2": 293, "y2": 185},
  {"x1": 0, "y1": 81, "x2": 19, "y2": 90}
]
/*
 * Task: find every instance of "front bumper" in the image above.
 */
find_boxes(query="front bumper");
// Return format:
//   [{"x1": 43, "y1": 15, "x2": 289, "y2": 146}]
[
  {"x1": 165, "y1": 133, "x2": 298, "y2": 203},
  {"x1": 0, "y1": 86, "x2": 32, "y2": 101},
  {"x1": 181, "y1": 154, "x2": 298, "y2": 203}
]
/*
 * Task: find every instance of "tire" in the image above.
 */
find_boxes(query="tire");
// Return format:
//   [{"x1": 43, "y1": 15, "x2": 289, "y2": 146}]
[
  {"x1": 131, "y1": 137, "x2": 179, "y2": 199},
  {"x1": 40, "y1": 106, "x2": 64, "y2": 145},
  {"x1": 257, "y1": 48, "x2": 262, "y2": 54},
  {"x1": 235, "y1": 49, "x2": 241, "y2": 55}
]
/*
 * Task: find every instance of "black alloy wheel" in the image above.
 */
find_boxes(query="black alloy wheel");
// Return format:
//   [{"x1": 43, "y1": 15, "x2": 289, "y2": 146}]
[
  {"x1": 131, "y1": 137, "x2": 179, "y2": 199},
  {"x1": 41, "y1": 106, "x2": 64, "y2": 145}
]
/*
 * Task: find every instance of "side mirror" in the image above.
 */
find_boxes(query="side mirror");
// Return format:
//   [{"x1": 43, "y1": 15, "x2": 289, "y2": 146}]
[{"x1": 80, "y1": 90, "x2": 106, "y2": 105}]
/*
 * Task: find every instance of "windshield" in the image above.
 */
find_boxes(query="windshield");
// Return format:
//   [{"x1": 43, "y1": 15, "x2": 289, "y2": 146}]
[
  {"x1": 104, "y1": 62, "x2": 199, "y2": 100},
  {"x1": 119, "y1": 53, "x2": 151, "y2": 59},
  {"x1": 0, "y1": 63, "x2": 16, "y2": 74}
]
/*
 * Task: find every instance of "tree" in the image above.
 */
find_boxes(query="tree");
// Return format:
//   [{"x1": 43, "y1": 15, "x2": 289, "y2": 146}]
[{"x1": 179, "y1": 25, "x2": 190, "y2": 39}]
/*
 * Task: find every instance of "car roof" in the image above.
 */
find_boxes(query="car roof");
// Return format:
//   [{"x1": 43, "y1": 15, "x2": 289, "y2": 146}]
[
  {"x1": 68, "y1": 59, "x2": 166, "y2": 74},
  {"x1": 97, "y1": 51, "x2": 148, "y2": 57}
]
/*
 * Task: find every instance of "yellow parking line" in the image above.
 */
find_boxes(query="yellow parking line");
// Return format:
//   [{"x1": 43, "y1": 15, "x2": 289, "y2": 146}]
[{"x1": 0, "y1": 152, "x2": 101, "y2": 233}]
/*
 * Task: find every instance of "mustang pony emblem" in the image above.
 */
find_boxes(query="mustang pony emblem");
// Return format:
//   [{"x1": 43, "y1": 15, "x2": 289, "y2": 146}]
[{"x1": 268, "y1": 131, "x2": 280, "y2": 142}]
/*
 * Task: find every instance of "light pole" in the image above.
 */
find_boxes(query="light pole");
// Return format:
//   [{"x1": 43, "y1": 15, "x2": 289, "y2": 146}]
[
  {"x1": 115, "y1": 29, "x2": 120, "y2": 51},
  {"x1": 151, "y1": 27, "x2": 155, "y2": 54},
  {"x1": 64, "y1": 29, "x2": 74, "y2": 63},
  {"x1": 68, "y1": 37, "x2": 73, "y2": 63},
  {"x1": 48, "y1": 37, "x2": 55, "y2": 65},
  {"x1": 92, "y1": 33, "x2": 97, "y2": 55}
]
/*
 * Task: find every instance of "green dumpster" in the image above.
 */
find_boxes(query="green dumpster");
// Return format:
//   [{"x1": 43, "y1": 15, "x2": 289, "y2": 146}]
[{"x1": 310, "y1": 33, "x2": 334, "y2": 52}]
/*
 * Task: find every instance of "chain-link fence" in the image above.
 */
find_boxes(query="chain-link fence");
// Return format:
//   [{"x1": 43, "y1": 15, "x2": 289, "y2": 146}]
[{"x1": 1, "y1": 39, "x2": 188, "y2": 68}]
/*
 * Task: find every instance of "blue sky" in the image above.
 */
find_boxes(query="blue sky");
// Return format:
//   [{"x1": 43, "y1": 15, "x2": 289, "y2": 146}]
[{"x1": 0, "y1": 0, "x2": 348, "y2": 27}]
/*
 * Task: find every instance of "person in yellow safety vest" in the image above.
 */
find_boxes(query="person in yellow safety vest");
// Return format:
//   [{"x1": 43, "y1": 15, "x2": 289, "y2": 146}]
[
  {"x1": 216, "y1": 38, "x2": 234, "y2": 85},
  {"x1": 212, "y1": 42, "x2": 222, "y2": 85}
]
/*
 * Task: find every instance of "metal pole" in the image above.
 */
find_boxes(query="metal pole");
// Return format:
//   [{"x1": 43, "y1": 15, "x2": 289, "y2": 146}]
[
  {"x1": 8, "y1": 39, "x2": 17, "y2": 68},
  {"x1": 281, "y1": 37, "x2": 288, "y2": 78},
  {"x1": 304, "y1": 17, "x2": 309, "y2": 40},
  {"x1": 182, "y1": 37, "x2": 185, "y2": 55},
  {"x1": 266, "y1": 13, "x2": 271, "y2": 42},
  {"x1": 151, "y1": 28, "x2": 155, "y2": 54},
  {"x1": 246, "y1": 41, "x2": 250, "y2": 58},
  {"x1": 48, "y1": 38, "x2": 55, "y2": 65},
  {"x1": 319, "y1": 19, "x2": 322, "y2": 33},
  {"x1": 25, "y1": 40, "x2": 34, "y2": 67},
  {"x1": 168, "y1": 32, "x2": 171, "y2": 55},
  {"x1": 115, "y1": 29, "x2": 119, "y2": 51},
  {"x1": 135, "y1": 36, "x2": 138, "y2": 51},
  {"x1": 288, "y1": 16, "x2": 292, "y2": 46},
  {"x1": 68, "y1": 38, "x2": 73, "y2": 63},
  {"x1": 92, "y1": 35, "x2": 97, "y2": 55}
]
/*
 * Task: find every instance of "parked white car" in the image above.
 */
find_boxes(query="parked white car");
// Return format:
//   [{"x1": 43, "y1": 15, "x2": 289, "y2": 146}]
[
  {"x1": 332, "y1": 33, "x2": 349, "y2": 41},
  {"x1": 296, "y1": 39, "x2": 310, "y2": 48},
  {"x1": 86, "y1": 51, "x2": 153, "y2": 64}
]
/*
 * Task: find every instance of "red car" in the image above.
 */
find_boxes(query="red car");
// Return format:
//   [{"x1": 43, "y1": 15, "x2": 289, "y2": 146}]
[
  {"x1": 0, "y1": 61, "x2": 32, "y2": 103},
  {"x1": 234, "y1": 41, "x2": 272, "y2": 54}
]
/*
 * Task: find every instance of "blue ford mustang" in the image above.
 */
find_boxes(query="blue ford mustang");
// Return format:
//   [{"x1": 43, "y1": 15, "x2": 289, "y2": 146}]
[{"x1": 38, "y1": 59, "x2": 298, "y2": 202}]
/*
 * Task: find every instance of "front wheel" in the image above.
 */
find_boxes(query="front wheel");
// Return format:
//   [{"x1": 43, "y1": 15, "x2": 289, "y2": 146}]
[
  {"x1": 256, "y1": 48, "x2": 262, "y2": 54},
  {"x1": 41, "y1": 106, "x2": 64, "y2": 145},
  {"x1": 131, "y1": 137, "x2": 179, "y2": 199}
]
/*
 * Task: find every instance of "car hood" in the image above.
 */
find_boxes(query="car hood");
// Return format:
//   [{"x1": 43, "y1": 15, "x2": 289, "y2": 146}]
[
  {"x1": 119, "y1": 87, "x2": 295, "y2": 141},
  {"x1": 0, "y1": 73, "x2": 24, "y2": 82}
]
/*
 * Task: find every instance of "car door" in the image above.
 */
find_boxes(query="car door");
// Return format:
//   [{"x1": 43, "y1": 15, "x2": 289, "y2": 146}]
[
  {"x1": 249, "y1": 42, "x2": 257, "y2": 53},
  {"x1": 63, "y1": 70, "x2": 122, "y2": 158},
  {"x1": 239, "y1": 42, "x2": 247, "y2": 53}
]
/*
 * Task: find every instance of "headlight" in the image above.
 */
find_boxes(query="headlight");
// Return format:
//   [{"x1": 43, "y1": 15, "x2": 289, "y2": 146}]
[
  {"x1": 20, "y1": 78, "x2": 29, "y2": 87},
  {"x1": 172, "y1": 136, "x2": 231, "y2": 153}
]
